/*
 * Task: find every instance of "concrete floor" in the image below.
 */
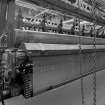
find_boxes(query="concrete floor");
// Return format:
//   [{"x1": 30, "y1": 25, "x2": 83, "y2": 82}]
[{"x1": 3, "y1": 70, "x2": 105, "y2": 105}]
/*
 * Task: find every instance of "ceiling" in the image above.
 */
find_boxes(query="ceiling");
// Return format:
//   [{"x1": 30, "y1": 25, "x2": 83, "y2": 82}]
[
  {"x1": 15, "y1": 0, "x2": 105, "y2": 28},
  {"x1": 15, "y1": 0, "x2": 75, "y2": 25}
]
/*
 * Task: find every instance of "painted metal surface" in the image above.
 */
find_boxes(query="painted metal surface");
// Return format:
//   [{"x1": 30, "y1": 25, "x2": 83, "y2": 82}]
[{"x1": 15, "y1": 29, "x2": 105, "y2": 45}]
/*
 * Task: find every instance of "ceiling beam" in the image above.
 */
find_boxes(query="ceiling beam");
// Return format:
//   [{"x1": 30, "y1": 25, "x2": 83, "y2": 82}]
[
  {"x1": 63, "y1": 19, "x2": 74, "y2": 24},
  {"x1": 31, "y1": 9, "x2": 49, "y2": 19},
  {"x1": 16, "y1": 0, "x2": 45, "y2": 11}
]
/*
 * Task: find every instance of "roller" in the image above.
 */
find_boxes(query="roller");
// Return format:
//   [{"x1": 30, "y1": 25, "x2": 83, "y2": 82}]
[{"x1": 15, "y1": 29, "x2": 105, "y2": 46}]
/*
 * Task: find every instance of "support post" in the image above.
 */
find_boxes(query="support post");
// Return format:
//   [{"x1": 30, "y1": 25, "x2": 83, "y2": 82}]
[
  {"x1": 6, "y1": 0, "x2": 15, "y2": 48},
  {"x1": 0, "y1": 0, "x2": 8, "y2": 35}
]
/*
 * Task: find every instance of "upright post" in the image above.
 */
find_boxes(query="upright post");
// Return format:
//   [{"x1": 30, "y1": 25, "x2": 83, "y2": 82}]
[
  {"x1": 6, "y1": 0, "x2": 15, "y2": 48},
  {"x1": 0, "y1": 0, "x2": 8, "y2": 105},
  {"x1": 0, "y1": 0, "x2": 8, "y2": 35}
]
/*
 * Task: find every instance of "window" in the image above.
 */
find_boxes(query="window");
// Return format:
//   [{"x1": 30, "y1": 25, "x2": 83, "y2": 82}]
[
  {"x1": 54, "y1": 23, "x2": 57, "y2": 25},
  {"x1": 87, "y1": 6, "x2": 90, "y2": 11},
  {"x1": 39, "y1": 20, "x2": 41, "y2": 22},
  {"x1": 83, "y1": 4, "x2": 86, "y2": 8}
]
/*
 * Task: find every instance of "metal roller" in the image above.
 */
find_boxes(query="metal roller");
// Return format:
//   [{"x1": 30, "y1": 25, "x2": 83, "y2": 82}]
[{"x1": 15, "y1": 29, "x2": 105, "y2": 46}]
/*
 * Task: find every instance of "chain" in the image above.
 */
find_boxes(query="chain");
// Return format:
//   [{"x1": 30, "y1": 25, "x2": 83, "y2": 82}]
[
  {"x1": 78, "y1": 0, "x2": 97, "y2": 105},
  {"x1": 91, "y1": 0, "x2": 97, "y2": 105},
  {"x1": 77, "y1": 0, "x2": 85, "y2": 105},
  {"x1": 92, "y1": 73, "x2": 96, "y2": 105}
]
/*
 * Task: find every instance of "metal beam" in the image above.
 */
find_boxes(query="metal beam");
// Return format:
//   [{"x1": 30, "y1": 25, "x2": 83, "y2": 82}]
[{"x1": 24, "y1": 0, "x2": 105, "y2": 26}]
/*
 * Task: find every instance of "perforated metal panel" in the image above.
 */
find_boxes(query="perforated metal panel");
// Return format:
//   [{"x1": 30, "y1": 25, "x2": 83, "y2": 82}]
[{"x1": 32, "y1": 52, "x2": 105, "y2": 95}]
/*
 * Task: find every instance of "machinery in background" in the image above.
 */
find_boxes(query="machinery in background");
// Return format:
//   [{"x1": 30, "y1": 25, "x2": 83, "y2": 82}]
[
  {"x1": 0, "y1": 49, "x2": 33, "y2": 100},
  {"x1": 1, "y1": 0, "x2": 105, "y2": 103},
  {"x1": 16, "y1": 14, "x2": 105, "y2": 38},
  {"x1": 15, "y1": 0, "x2": 105, "y2": 38}
]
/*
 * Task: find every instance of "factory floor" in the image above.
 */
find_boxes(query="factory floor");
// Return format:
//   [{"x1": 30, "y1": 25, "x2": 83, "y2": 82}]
[{"x1": 2, "y1": 69, "x2": 105, "y2": 105}]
